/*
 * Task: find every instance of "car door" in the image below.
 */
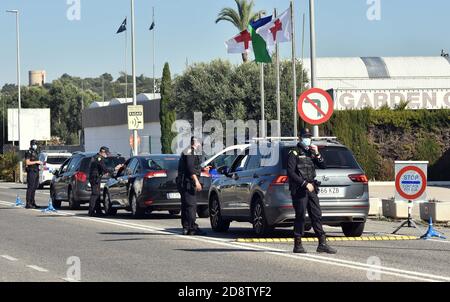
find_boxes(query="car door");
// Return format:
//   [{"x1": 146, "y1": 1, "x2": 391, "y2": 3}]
[
  {"x1": 234, "y1": 154, "x2": 262, "y2": 217},
  {"x1": 118, "y1": 158, "x2": 138, "y2": 206},
  {"x1": 108, "y1": 159, "x2": 130, "y2": 204},
  {"x1": 54, "y1": 159, "x2": 71, "y2": 200},
  {"x1": 220, "y1": 154, "x2": 249, "y2": 215}
]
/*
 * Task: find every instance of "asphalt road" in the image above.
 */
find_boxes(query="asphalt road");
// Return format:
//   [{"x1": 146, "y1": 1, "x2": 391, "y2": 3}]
[{"x1": 0, "y1": 182, "x2": 449, "y2": 282}]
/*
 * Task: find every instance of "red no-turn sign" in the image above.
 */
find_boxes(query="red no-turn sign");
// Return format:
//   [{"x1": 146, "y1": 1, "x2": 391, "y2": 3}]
[{"x1": 297, "y1": 88, "x2": 334, "y2": 125}]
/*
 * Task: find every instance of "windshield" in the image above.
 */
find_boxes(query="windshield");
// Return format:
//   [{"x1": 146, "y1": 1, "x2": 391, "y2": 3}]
[
  {"x1": 282, "y1": 146, "x2": 360, "y2": 170},
  {"x1": 143, "y1": 157, "x2": 179, "y2": 171},
  {"x1": 45, "y1": 156, "x2": 71, "y2": 165}
]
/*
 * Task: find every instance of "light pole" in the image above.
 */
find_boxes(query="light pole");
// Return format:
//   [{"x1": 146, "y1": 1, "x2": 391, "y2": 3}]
[
  {"x1": 130, "y1": 0, "x2": 138, "y2": 156},
  {"x1": 308, "y1": 0, "x2": 319, "y2": 138},
  {"x1": 6, "y1": 9, "x2": 21, "y2": 149}
]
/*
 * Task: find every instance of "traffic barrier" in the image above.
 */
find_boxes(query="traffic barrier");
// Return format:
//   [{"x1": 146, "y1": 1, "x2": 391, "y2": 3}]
[
  {"x1": 236, "y1": 235, "x2": 418, "y2": 243},
  {"x1": 420, "y1": 217, "x2": 447, "y2": 240},
  {"x1": 15, "y1": 195, "x2": 25, "y2": 207},
  {"x1": 41, "y1": 197, "x2": 57, "y2": 213}
]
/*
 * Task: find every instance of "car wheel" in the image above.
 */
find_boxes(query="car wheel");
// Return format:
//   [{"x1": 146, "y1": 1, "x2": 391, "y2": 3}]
[
  {"x1": 50, "y1": 188, "x2": 61, "y2": 209},
  {"x1": 103, "y1": 190, "x2": 117, "y2": 216},
  {"x1": 252, "y1": 198, "x2": 273, "y2": 237},
  {"x1": 169, "y1": 210, "x2": 180, "y2": 216},
  {"x1": 209, "y1": 195, "x2": 230, "y2": 232},
  {"x1": 131, "y1": 193, "x2": 144, "y2": 218},
  {"x1": 38, "y1": 183, "x2": 44, "y2": 190},
  {"x1": 68, "y1": 189, "x2": 80, "y2": 210},
  {"x1": 197, "y1": 206, "x2": 209, "y2": 218},
  {"x1": 341, "y1": 222, "x2": 365, "y2": 237}
]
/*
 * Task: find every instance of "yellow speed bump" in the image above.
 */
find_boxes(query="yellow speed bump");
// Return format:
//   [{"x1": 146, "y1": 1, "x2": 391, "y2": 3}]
[{"x1": 236, "y1": 235, "x2": 418, "y2": 243}]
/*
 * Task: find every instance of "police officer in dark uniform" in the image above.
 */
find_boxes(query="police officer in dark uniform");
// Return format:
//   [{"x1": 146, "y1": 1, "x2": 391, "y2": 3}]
[
  {"x1": 177, "y1": 137, "x2": 206, "y2": 236},
  {"x1": 287, "y1": 128, "x2": 337, "y2": 254},
  {"x1": 24, "y1": 140, "x2": 43, "y2": 209},
  {"x1": 88, "y1": 146, "x2": 115, "y2": 217}
]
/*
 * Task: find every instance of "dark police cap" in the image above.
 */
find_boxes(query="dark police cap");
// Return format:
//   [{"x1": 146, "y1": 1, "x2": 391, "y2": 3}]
[
  {"x1": 30, "y1": 139, "x2": 37, "y2": 146},
  {"x1": 100, "y1": 146, "x2": 110, "y2": 154},
  {"x1": 300, "y1": 128, "x2": 313, "y2": 138}
]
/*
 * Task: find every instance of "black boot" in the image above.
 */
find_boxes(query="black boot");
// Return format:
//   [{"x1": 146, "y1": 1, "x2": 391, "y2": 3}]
[
  {"x1": 293, "y1": 237, "x2": 307, "y2": 254},
  {"x1": 317, "y1": 236, "x2": 337, "y2": 254}
]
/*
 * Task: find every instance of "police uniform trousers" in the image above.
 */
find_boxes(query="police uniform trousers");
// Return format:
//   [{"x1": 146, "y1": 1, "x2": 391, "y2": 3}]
[
  {"x1": 88, "y1": 178, "x2": 102, "y2": 215},
  {"x1": 292, "y1": 189, "x2": 325, "y2": 238},
  {"x1": 180, "y1": 182, "x2": 198, "y2": 231},
  {"x1": 26, "y1": 169, "x2": 40, "y2": 207}
]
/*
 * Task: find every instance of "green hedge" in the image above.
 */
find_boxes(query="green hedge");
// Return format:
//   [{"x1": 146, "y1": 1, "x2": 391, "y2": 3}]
[{"x1": 323, "y1": 109, "x2": 450, "y2": 181}]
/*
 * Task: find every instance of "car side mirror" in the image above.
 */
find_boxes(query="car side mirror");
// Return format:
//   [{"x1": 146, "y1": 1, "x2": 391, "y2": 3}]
[{"x1": 53, "y1": 170, "x2": 59, "y2": 177}]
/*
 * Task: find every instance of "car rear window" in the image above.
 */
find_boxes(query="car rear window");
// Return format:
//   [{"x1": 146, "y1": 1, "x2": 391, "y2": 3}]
[
  {"x1": 45, "y1": 156, "x2": 71, "y2": 165},
  {"x1": 143, "y1": 157, "x2": 179, "y2": 171},
  {"x1": 282, "y1": 146, "x2": 360, "y2": 169}
]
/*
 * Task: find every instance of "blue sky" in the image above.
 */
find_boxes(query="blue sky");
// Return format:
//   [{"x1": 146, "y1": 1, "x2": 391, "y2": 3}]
[{"x1": 0, "y1": 0, "x2": 449, "y2": 87}]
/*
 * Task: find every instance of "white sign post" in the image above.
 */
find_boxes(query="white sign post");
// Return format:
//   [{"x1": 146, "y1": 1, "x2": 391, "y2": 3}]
[
  {"x1": 393, "y1": 161, "x2": 428, "y2": 235},
  {"x1": 127, "y1": 105, "x2": 144, "y2": 130}
]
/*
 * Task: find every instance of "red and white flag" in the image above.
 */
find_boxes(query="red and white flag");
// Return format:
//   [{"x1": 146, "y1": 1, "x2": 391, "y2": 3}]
[
  {"x1": 225, "y1": 29, "x2": 253, "y2": 54},
  {"x1": 256, "y1": 6, "x2": 292, "y2": 45}
]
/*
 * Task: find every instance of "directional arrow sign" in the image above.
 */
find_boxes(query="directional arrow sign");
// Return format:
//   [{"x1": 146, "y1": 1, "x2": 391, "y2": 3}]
[{"x1": 297, "y1": 88, "x2": 334, "y2": 125}]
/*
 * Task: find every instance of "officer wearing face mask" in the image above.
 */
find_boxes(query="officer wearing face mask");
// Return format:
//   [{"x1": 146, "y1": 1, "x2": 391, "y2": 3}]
[
  {"x1": 24, "y1": 140, "x2": 43, "y2": 209},
  {"x1": 287, "y1": 129, "x2": 337, "y2": 254},
  {"x1": 177, "y1": 137, "x2": 206, "y2": 236}
]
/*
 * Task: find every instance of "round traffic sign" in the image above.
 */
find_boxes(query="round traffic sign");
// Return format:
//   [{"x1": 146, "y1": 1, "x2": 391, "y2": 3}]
[
  {"x1": 395, "y1": 166, "x2": 427, "y2": 201},
  {"x1": 297, "y1": 88, "x2": 334, "y2": 125}
]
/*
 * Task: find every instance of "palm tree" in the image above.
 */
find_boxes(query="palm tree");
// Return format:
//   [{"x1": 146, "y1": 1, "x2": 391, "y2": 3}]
[{"x1": 216, "y1": 0, "x2": 264, "y2": 62}]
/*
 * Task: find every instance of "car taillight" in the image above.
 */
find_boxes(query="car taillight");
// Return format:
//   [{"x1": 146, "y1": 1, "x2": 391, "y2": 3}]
[
  {"x1": 145, "y1": 170, "x2": 167, "y2": 179},
  {"x1": 271, "y1": 175, "x2": 289, "y2": 185},
  {"x1": 349, "y1": 174, "x2": 368, "y2": 184},
  {"x1": 75, "y1": 172, "x2": 87, "y2": 183}
]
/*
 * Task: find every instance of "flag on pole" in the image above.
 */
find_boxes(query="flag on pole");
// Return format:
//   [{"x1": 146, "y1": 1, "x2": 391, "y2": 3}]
[
  {"x1": 249, "y1": 16, "x2": 273, "y2": 63},
  {"x1": 225, "y1": 30, "x2": 253, "y2": 54},
  {"x1": 116, "y1": 18, "x2": 127, "y2": 34},
  {"x1": 149, "y1": 21, "x2": 155, "y2": 31},
  {"x1": 256, "y1": 7, "x2": 292, "y2": 45}
]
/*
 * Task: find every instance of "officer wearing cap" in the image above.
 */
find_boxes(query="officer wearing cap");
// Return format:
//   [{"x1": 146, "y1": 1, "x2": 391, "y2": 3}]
[
  {"x1": 24, "y1": 140, "x2": 43, "y2": 209},
  {"x1": 287, "y1": 128, "x2": 337, "y2": 254},
  {"x1": 177, "y1": 137, "x2": 206, "y2": 236},
  {"x1": 88, "y1": 146, "x2": 115, "y2": 217}
]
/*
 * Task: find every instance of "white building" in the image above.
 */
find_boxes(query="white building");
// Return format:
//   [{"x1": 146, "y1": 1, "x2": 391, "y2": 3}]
[
  {"x1": 82, "y1": 93, "x2": 162, "y2": 157},
  {"x1": 302, "y1": 56, "x2": 450, "y2": 110}
]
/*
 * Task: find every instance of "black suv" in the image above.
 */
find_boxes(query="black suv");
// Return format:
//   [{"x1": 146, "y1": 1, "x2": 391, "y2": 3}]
[{"x1": 50, "y1": 152, "x2": 126, "y2": 209}]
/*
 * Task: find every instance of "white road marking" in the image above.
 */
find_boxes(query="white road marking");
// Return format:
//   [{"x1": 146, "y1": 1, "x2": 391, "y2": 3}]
[
  {"x1": 1, "y1": 199, "x2": 449, "y2": 282},
  {"x1": 1, "y1": 255, "x2": 18, "y2": 261},
  {"x1": 26, "y1": 265, "x2": 49, "y2": 273},
  {"x1": 62, "y1": 277, "x2": 80, "y2": 282}
]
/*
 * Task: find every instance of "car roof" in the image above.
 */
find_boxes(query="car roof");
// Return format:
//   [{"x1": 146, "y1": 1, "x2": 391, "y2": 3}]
[
  {"x1": 40, "y1": 152, "x2": 72, "y2": 157},
  {"x1": 72, "y1": 152, "x2": 123, "y2": 158},
  {"x1": 134, "y1": 154, "x2": 180, "y2": 159}
]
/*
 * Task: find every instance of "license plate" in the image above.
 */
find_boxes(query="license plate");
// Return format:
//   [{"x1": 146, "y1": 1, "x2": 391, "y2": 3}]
[
  {"x1": 318, "y1": 187, "x2": 345, "y2": 198},
  {"x1": 167, "y1": 193, "x2": 181, "y2": 199}
]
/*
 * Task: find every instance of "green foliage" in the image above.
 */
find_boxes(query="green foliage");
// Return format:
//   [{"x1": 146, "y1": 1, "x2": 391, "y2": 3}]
[
  {"x1": 173, "y1": 59, "x2": 308, "y2": 137},
  {"x1": 0, "y1": 151, "x2": 19, "y2": 182},
  {"x1": 324, "y1": 109, "x2": 450, "y2": 181},
  {"x1": 160, "y1": 63, "x2": 177, "y2": 154}
]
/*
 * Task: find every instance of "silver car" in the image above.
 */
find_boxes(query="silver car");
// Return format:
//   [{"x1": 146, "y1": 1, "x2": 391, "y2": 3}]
[{"x1": 208, "y1": 139, "x2": 369, "y2": 237}]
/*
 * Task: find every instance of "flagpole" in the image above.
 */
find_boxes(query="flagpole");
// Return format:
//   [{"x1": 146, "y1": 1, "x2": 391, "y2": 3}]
[
  {"x1": 290, "y1": 0, "x2": 298, "y2": 138},
  {"x1": 131, "y1": 0, "x2": 138, "y2": 156},
  {"x1": 152, "y1": 7, "x2": 156, "y2": 97},
  {"x1": 275, "y1": 8, "x2": 281, "y2": 137},
  {"x1": 125, "y1": 19, "x2": 128, "y2": 101},
  {"x1": 299, "y1": 13, "x2": 305, "y2": 130},
  {"x1": 260, "y1": 63, "x2": 265, "y2": 138}
]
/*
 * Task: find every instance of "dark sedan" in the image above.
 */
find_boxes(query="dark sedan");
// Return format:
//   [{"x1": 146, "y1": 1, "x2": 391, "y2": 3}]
[{"x1": 103, "y1": 155, "x2": 210, "y2": 218}]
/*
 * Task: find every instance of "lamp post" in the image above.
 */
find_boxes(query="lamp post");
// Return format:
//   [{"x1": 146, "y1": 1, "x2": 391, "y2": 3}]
[
  {"x1": 6, "y1": 9, "x2": 21, "y2": 149},
  {"x1": 130, "y1": 0, "x2": 138, "y2": 156}
]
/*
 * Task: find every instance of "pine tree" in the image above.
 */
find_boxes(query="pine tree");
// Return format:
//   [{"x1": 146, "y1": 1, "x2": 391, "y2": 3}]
[{"x1": 160, "y1": 63, "x2": 177, "y2": 154}]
